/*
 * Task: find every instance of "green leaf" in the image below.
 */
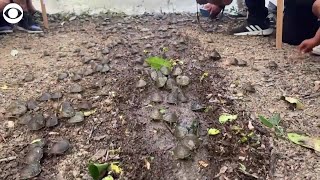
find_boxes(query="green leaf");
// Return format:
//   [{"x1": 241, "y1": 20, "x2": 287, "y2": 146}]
[
  {"x1": 287, "y1": 133, "x2": 320, "y2": 152},
  {"x1": 208, "y1": 128, "x2": 220, "y2": 136},
  {"x1": 269, "y1": 113, "x2": 281, "y2": 126},
  {"x1": 200, "y1": 72, "x2": 209, "y2": 82},
  {"x1": 108, "y1": 163, "x2": 122, "y2": 174},
  {"x1": 159, "y1": 108, "x2": 166, "y2": 114},
  {"x1": 258, "y1": 115, "x2": 273, "y2": 128},
  {"x1": 239, "y1": 163, "x2": 246, "y2": 171},
  {"x1": 88, "y1": 163, "x2": 109, "y2": 180},
  {"x1": 219, "y1": 113, "x2": 237, "y2": 124},
  {"x1": 102, "y1": 175, "x2": 114, "y2": 180},
  {"x1": 145, "y1": 56, "x2": 172, "y2": 70}
]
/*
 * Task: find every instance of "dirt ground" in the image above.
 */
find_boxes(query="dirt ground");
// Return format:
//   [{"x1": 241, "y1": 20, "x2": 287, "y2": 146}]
[{"x1": 0, "y1": 13, "x2": 319, "y2": 180}]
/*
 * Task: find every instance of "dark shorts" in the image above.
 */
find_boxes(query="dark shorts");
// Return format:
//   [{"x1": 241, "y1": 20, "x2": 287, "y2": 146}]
[{"x1": 283, "y1": 1, "x2": 318, "y2": 45}]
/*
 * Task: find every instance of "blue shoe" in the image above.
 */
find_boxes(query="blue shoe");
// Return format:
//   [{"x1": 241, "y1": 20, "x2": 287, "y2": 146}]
[
  {"x1": 17, "y1": 12, "x2": 43, "y2": 34},
  {"x1": 0, "y1": 11, "x2": 13, "y2": 34},
  {"x1": 0, "y1": 25, "x2": 13, "y2": 34}
]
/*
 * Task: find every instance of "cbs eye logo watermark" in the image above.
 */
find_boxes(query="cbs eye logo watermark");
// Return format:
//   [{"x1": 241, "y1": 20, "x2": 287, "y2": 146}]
[{"x1": 3, "y1": 3, "x2": 23, "y2": 24}]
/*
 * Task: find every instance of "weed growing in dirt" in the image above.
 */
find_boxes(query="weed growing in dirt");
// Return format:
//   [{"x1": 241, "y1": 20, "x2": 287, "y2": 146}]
[
  {"x1": 145, "y1": 56, "x2": 173, "y2": 70},
  {"x1": 258, "y1": 113, "x2": 284, "y2": 137}
]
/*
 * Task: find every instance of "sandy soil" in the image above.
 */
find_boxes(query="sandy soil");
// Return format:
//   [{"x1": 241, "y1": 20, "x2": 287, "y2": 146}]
[{"x1": 0, "y1": 13, "x2": 319, "y2": 180}]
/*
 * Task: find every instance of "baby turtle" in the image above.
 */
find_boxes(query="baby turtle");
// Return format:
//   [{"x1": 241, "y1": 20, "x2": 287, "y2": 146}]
[
  {"x1": 72, "y1": 74, "x2": 82, "y2": 82},
  {"x1": 173, "y1": 144, "x2": 191, "y2": 160},
  {"x1": 19, "y1": 113, "x2": 32, "y2": 125},
  {"x1": 176, "y1": 76, "x2": 190, "y2": 86},
  {"x1": 93, "y1": 79, "x2": 106, "y2": 89},
  {"x1": 49, "y1": 139, "x2": 70, "y2": 155},
  {"x1": 243, "y1": 83, "x2": 256, "y2": 93},
  {"x1": 26, "y1": 100, "x2": 38, "y2": 110},
  {"x1": 101, "y1": 64, "x2": 110, "y2": 73},
  {"x1": 163, "y1": 112, "x2": 178, "y2": 124},
  {"x1": 167, "y1": 88, "x2": 178, "y2": 104},
  {"x1": 136, "y1": 79, "x2": 147, "y2": 88},
  {"x1": 51, "y1": 92, "x2": 63, "y2": 100},
  {"x1": 23, "y1": 73, "x2": 35, "y2": 82},
  {"x1": 70, "y1": 84, "x2": 83, "y2": 93},
  {"x1": 46, "y1": 115, "x2": 58, "y2": 127},
  {"x1": 68, "y1": 112, "x2": 84, "y2": 124},
  {"x1": 60, "y1": 101, "x2": 75, "y2": 118},
  {"x1": 151, "y1": 92, "x2": 163, "y2": 103},
  {"x1": 191, "y1": 101, "x2": 206, "y2": 112},
  {"x1": 7, "y1": 101, "x2": 27, "y2": 116},
  {"x1": 267, "y1": 61, "x2": 278, "y2": 70},
  {"x1": 78, "y1": 101, "x2": 93, "y2": 111},
  {"x1": 20, "y1": 163, "x2": 41, "y2": 179},
  {"x1": 150, "y1": 70, "x2": 158, "y2": 81},
  {"x1": 57, "y1": 72, "x2": 68, "y2": 81},
  {"x1": 166, "y1": 78, "x2": 177, "y2": 90},
  {"x1": 181, "y1": 134, "x2": 200, "y2": 151},
  {"x1": 25, "y1": 147, "x2": 43, "y2": 164},
  {"x1": 27, "y1": 114, "x2": 45, "y2": 131},
  {"x1": 210, "y1": 49, "x2": 221, "y2": 61},
  {"x1": 160, "y1": 66, "x2": 170, "y2": 76},
  {"x1": 177, "y1": 89, "x2": 188, "y2": 103},
  {"x1": 156, "y1": 77, "x2": 167, "y2": 88},
  {"x1": 150, "y1": 109, "x2": 163, "y2": 121},
  {"x1": 38, "y1": 92, "x2": 51, "y2": 101},
  {"x1": 172, "y1": 67, "x2": 182, "y2": 76},
  {"x1": 174, "y1": 125, "x2": 189, "y2": 139}
]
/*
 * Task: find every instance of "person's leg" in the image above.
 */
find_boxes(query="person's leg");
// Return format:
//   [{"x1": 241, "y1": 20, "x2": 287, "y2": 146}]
[
  {"x1": 26, "y1": 0, "x2": 36, "y2": 14},
  {"x1": 0, "y1": 0, "x2": 14, "y2": 34},
  {"x1": 14, "y1": 0, "x2": 43, "y2": 33},
  {"x1": 230, "y1": 0, "x2": 273, "y2": 36}
]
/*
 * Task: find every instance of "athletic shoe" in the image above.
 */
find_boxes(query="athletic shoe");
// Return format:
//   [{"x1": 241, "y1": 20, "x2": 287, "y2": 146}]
[
  {"x1": 312, "y1": 45, "x2": 320, "y2": 55},
  {"x1": 230, "y1": 21, "x2": 274, "y2": 36},
  {"x1": 0, "y1": 12, "x2": 13, "y2": 34},
  {"x1": 17, "y1": 12, "x2": 43, "y2": 33}
]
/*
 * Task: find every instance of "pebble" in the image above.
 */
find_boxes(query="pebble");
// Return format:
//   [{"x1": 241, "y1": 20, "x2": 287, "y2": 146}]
[
  {"x1": 151, "y1": 92, "x2": 163, "y2": 103},
  {"x1": 60, "y1": 102, "x2": 75, "y2": 118},
  {"x1": 51, "y1": 92, "x2": 63, "y2": 100},
  {"x1": 20, "y1": 163, "x2": 41, "y2": 179},
  {"x1": 267, "y1": 61, "x2": 278, "y2": 69},
  {"x1": 167, "y1": 88, "x2": 178, "y2": 104},
  {"x1": 225, "y1": 58, "x2": 238, "y2": 66},
  {"x1": 101, "y1": 64, "x2": 110, "y2": 73},
  {"x1": 150, "y1": 109, "x2": 163, "y2": 121},
  {"x1": 160, "y1": 66, "x2": 170, "y2": 76},
  {"x1": 72, "y1": 74, "x2": 82, "y2": 82},
  {"x1": 27, "y1": 100, "x2": 38, "y2": 110},
  {"x1": 314, "y1": 81, "x2": 320, "y2": 91},
  {"x1": 46, "y1": 115, "x2": 59, "y2": 127},
  {"x1": 243, "y1": 83, "x2": 256, "y2": 93}
]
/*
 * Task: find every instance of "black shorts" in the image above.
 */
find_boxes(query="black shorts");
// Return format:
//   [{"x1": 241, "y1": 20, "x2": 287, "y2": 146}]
[{"x1": 283, "y1": 1, "x2": 318, "y2": 45}]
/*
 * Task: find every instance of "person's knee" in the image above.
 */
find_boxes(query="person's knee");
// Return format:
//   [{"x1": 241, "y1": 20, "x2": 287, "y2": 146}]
[
  {"x1": 223, "y1": 0, "x2": 233, "y2": 5},
  {"x1": 312, "y1": 1, "x2": 320, "y2": 18},
  {"x1": 0, "y1": 0, "x2": 11, "y2": 11}
]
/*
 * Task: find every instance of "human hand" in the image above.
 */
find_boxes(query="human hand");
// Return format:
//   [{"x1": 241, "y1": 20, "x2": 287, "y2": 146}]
[{"x1": 298, "y1": 38, "x2": 317, "y2": 53}]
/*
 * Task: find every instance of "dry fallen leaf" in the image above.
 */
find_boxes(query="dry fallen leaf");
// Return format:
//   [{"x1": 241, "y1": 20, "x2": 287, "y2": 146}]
[
  {"x1": 198, "y1": 160, "x2": 209, "y2": 168},
  {"x1": 144, "y1": 159, "x2": 151, "y2": 170}
]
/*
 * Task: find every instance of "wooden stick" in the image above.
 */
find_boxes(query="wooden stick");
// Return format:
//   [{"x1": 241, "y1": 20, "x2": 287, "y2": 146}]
[
  {"x1": 276, "y1": 0, "x2": 284, "y2": 49},
  {"x1": 40, "y1": 0, "x2": 49, "y2": 29}
]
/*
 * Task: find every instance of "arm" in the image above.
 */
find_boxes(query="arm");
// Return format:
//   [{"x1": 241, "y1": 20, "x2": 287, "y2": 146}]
[{"x1": 298, "y1": 0, "x2": 320, "y2": 53}]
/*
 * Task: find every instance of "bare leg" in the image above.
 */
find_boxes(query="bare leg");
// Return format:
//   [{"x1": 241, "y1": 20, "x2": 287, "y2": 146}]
[
  {"x1": 12, "y1": 0, "x2": 28, "y2": 11},
  {"x1": 0, "y1": 0, "x2": 11, "y2": 10},
  {"x1": 26, "y1": 0, "x2": 36, "y2": 14}
]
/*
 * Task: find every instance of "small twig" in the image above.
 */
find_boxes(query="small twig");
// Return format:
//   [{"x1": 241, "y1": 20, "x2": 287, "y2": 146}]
[
  {"x1": 238, "y1": 169, "x2": 259, "y2": 179},
  {"x1": 0, "y1": 156, "x2": 16, "y2": 163},
  {"x1": 162, "y1": 122, "x2": 174, "y2": 136}
]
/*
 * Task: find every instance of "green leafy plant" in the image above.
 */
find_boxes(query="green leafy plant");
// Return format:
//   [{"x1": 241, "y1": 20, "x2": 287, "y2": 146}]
[
  {"x1": 88, "y1": 162, "x2": 122, "y2": 180},
  {"x1": 145, "y1": 56, "x2": 173, "y2": 70},
  {"x1": 259, "y1": 113, "x2": 284, "y2": 136}
]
